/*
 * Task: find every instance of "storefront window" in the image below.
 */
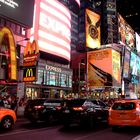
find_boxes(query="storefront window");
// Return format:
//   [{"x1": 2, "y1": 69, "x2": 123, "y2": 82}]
[
  {"x1": 26, "y1": 87, "x2": 39, "y2": 99},
  {"x1": 69, "y1": 75, "x2": 72, "y2": 87},
  {"x1": 36, "y1": 69, "x2": 44, "y2": 84},
  {"x1": 49, "y1": 71, "x2": 55, "y2": 86},
  {"x1": 55, "y1": 73, "x2": 60, "y2": 86},
  {"x1": 61, "y1": 73, "x2": 67, "y2": 87}
]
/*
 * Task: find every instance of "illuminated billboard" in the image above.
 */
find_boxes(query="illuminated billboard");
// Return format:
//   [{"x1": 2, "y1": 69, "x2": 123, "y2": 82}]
[
  {"x1": 0, "y1": 27, "x2": 17, "y2": 80},
  {"x1": 23, "y1": 40, "x2": 39, "y2": 82},
  {"x1": 136, "y1": 32, "x2": 140, "y2": 52},
  {"x1": 86, "y1": 9, "x2": 101, "y2": 49},
  {"x1": 123, "y1": 49, "x2": 130, "y2": 78},
  {"x1": 75, "y1": 0, "x2": 80, "y2": 6},
  {"x1": 87, "y1": 48, "x2": 121, "y2": 88},
  {"x1": 29, "y1": 0, "x2": 71, "y2": 61},
  {"x1": 118, "y1": 14, "x2": 135, "y2": 48},
  {"x1": 130, "y1": 52, "x2": 140, "y2": 84},
  {"x1": 0, "y1": 0, "x2": 34, "y2": 27}
]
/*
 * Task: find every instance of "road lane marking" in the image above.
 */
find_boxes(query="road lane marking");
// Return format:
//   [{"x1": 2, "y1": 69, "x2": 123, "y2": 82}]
[{"x1": 0, "y1": 126, "x2": 61, "y2": 137}]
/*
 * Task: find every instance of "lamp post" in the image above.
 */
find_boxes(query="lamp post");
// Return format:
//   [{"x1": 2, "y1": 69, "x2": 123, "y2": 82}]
[{"x1": 78, "y1": 62, "x2": 85, "y2": 96}]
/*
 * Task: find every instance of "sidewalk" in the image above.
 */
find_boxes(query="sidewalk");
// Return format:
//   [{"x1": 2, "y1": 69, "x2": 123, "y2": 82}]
[
  {"x1": 16, "y1": 106, "x2": 25, "y2": 118},
  {"x1": 132, "y1": 135, "x2": 140, "y2": 140}
]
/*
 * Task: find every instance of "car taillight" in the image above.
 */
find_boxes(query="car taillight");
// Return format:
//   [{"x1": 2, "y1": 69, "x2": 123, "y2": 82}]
[
  {"x1": 34, "y1": 105, "x2": 44, "y2": 109},
  {"x1": 136, "y1": 107, "x2": 140, "y2": 115},
  {"x1": 56, "y1": 106, "x2": 62, "y2": 110},
  {"x1": 136, "y1": 107, "x2": 140, "y2": 111},
  {"x1": 73, "y1": 107, "x2": 84, "y2": 111},
  {"x1": 109, "y1": 108, "x2": 112, "y2": 116}
]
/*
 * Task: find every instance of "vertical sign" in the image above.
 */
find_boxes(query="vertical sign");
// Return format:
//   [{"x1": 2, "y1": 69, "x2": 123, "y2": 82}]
[
  {"x1": 112, "y1": 49, "x2": 121, "y2": 86},
  {"x1": 0, "y1": 27, "x2": 17, "y2": 80},
  {"x1": 23, "y1": 40, "x2": 39, "y2": 82},
  {"x1": 86, "y1": 9, "x2": 101, "y2": 49}
]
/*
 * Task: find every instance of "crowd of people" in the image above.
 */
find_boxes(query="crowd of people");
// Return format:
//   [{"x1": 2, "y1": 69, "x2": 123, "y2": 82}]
[{"x1": 0, "y1": 95, "x2": 27, "y2": 112}]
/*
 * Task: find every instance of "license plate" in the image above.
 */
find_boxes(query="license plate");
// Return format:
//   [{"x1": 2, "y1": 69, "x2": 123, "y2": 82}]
[{"x1": 64, "y1": 110, "x2": 70, "y2": 113}]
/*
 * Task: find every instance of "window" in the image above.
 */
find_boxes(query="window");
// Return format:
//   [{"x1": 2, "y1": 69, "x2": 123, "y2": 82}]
[
  {"x1": 49, "y1": 71, "x2": 56, "y2": 86},
  {"x1": 112, "y1": 102, "x2": 136, "y2": 110},
  {"x1": 61, "y1": 73, "x2": 67, "y2": 87}
]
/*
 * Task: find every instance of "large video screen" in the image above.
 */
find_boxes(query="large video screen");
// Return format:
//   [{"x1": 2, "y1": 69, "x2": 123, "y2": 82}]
[
  {"x1": 30, "y1": 0, "x2": 71, "y2": 61},
  {"x1": 118, "y1": 14, "x2": 135, "y2": 48},
  {"x1": 0, "y1": 0, "x2": 34, "y2": 27}
]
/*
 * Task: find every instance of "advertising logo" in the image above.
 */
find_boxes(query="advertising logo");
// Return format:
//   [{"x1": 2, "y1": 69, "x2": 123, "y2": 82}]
[
  {"x1": 23, "y1": 40, "x2": 39, "y2": 66},
  {"x1": 0, "y1": 27, "x2": 17, "y2": 80},
  {"x1": 26, "y1": 68, "x2": 33, "y2": 77},
  {"x1": 23, "y1": 67, "x2": 36, "y2": 82},
  {"x1": 86, "y1": 9, "x2": 101, "y2": 49}
]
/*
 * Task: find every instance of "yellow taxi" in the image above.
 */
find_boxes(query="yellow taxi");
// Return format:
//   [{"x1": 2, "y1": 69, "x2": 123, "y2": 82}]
[
  {"x1": 108, "y1": 99, "x2": 140, "y2": 130},
  {"x1": 0, "y1": 107, "x2": 17, "y2": 130}
]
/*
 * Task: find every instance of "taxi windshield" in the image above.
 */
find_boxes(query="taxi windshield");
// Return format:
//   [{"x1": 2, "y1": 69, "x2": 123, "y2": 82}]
[{"x1": 112, "y1": 102, "x2": 136, "y2": 110}]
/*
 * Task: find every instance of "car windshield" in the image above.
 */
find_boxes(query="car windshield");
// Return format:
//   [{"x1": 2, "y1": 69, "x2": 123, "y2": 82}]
[
  {"x1": 27, "y1": 99, "x2": 46, "y2": 106},
  {"x1": 65, "y1": 99, "x2": 86, "y2": 107},
  {"x1": 44, "y1": 99, "x2": 63, "y2": 106},
  {"x1": 112, "y1": 102, "x2": 136, "y2": 110}
]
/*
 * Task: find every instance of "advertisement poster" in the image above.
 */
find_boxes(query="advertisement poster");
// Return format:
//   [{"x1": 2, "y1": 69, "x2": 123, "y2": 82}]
[
  {"x1": 123, "y1": 49, "x2": 130, "y2": 78},
  {"x1": 112, "y1": 50, "x2": 121, "y2": 86},
  {"x1": 130, "y1": 52, "x2": 139, "y2": 76},
  {"x1": 86, "y1": 9, "x2": 101, "y2": 49},
  {"x1": 118, "y1": 14, "x2": 135, "y2": 48},
  {"x1": 130, "y1": 52, "x2": 140, "y2": 84},
  {"x1": 136, "y1": 32, "x2": 140, "y2": 52},
  {"x1": 87, "y1": 49, "x2": 121, "y2": 88}
]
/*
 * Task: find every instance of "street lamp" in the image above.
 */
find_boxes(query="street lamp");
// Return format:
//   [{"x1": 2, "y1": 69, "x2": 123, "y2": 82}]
[{"x1": 78, "y1": 62, "x2": 85, "y2": 95}]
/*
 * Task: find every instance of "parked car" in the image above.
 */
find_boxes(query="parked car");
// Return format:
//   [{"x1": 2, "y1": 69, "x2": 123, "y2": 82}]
[
  {"x1": 108, "y1": 99, "x2": 140, "y2": 131},
  {"x1": 0, "y1": 105, "x2": 17, "y2": 130},
  {"x1": 62, "y1": 98, "x2": 109, "y2": 128},
  {"x1": 24, "y1": 98, "x2": 64, "y2": 124}
]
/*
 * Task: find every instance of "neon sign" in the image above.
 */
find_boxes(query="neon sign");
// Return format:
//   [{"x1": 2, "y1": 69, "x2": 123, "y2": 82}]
[{"x1": 0, "y1": 27, "x2": 17, "y2": 80}]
